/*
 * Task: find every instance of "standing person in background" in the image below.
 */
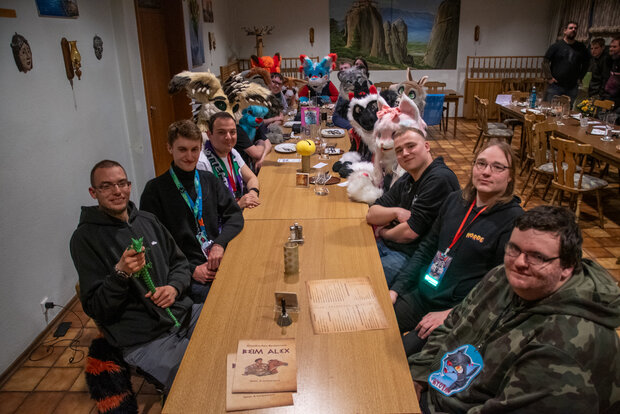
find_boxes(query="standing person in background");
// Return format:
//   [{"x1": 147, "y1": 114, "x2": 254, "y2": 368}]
[
  {"x1": 543, "y1": 21, "x2": 589, "y2": 105},
  {"x1": 588, "y1": 38, "x2": 611, "y2": 98},
  {"x1": 602, "y1": 36, "x2": 620, "y2": 117}
]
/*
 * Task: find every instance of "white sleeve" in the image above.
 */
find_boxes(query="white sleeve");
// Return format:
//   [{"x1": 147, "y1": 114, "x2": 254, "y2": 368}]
[
  {"x1": 231, "y1": 148, "x2": 246, "y2": 168},
  {"x1": 196, "y1": 151, "x2": 213, "y2": 172}
]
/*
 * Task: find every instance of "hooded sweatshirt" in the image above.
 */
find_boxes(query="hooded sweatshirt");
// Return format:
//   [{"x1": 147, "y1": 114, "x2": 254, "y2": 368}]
[
  {"x1": 70, "y1": 202, "x2": 193, "y2": 348},
  {"x1": 410, "y1": 259, "x2": 620, "y2": 413},
  {"x1": 392, "y1": 190, "x2": 524, "y2": 310}
]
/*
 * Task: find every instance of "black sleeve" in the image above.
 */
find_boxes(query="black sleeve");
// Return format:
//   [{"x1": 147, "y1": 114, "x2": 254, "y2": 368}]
[
  {"x1": 157, "y1": 216, "x2": 191, "y2": 296},
  {"x1": 70, "y1": 232, "x2": 132, "y2": 324},
  {"x1": 543, "y1": 43, "x2": 556, "y2": 61},
  {"x1": 139, "y1": 179, "x2": 163, "y2": 219},
  {"x1": 235, "y1": 125, "x2": 252, "y2": 150},
  {"x1": 209, "y1": 174, "x2": 244, "y2": 247},
  {"x1": 254, "y1": 123, "x2": 268, "y2": 142},
  {"x1": 578, "y1": 45, "x2": 590, "y2": 80},
  {"x1": 391, "y1": 211, "x2": 443, "y2": 295},
  {"x1": 407, "y1": 175, "x2": 458, "y2": 238},
  {"x1": 373, "y1": 176, "x2": 404, "y2": 208}
]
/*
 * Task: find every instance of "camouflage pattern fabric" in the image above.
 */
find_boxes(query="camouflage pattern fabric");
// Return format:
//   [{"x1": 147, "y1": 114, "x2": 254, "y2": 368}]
[{"x1": 410, "y1": 258, "x2": 620, "y2": 413}]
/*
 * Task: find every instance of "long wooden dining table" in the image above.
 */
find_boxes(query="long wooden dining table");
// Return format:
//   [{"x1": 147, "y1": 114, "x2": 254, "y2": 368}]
[
  {"x1": 163, "y1": 131, "x2": 420, "y2": 413},
  {"x1": 499, "y1": 103, "x2": 620, "y2": 168}
]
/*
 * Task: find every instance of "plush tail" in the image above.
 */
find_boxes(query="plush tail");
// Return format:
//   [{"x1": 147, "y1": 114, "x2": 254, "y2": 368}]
[{"x1": 346, "y1": 162, "x2": 384, "y2": 204}]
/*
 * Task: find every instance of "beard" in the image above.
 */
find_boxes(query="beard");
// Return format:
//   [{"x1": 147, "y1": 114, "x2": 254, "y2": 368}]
[{"x1": 566, "y1": 31, "x2": 576, "y2": 40}]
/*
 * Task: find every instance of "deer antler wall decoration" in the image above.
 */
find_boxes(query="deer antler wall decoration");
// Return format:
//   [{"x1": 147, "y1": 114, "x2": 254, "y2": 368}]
[{"x1": 241, "y1": 25, "x2": 274, "y2": 57}]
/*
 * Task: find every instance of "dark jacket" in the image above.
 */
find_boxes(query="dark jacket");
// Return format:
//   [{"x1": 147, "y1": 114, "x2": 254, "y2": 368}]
[
  {"x1": 589, "y1": 52, "x2": 612, "y2": 98},
  {"x1": 70, "y1": 202, "x2": 193, "y2": 348},
  {"x1": 392, "y1": 191, "x2": 524, "y2": 309},
  {"x1": 140, "y1": 164, "x2": 244, "y2": 275},
  {"x1": 411, "y1": 260, "x2": 620, "y2": 413},
  {"x1": 544, "y1": 40, "x2": 590, "y2": 88},
  {"x1": 373, "y1": 157, "x2": 460, "y2": 256}
]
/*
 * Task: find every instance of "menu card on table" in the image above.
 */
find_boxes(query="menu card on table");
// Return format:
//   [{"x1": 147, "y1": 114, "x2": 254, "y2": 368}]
[
  {"x1": 226, "y1": 354, "x2": 294, "y2": 412},
  {"x1": 306, "y1": 277, "x2": 388, "y2": 334},
  {"x1": 231, "y1": 339, "x2": 297, "y2": 393}
]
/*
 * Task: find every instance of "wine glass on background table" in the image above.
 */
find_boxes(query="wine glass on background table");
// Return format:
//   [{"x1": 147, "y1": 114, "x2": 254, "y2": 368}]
[{"x1": 601, "y1": 113, "x2": 618, "y2": 142}]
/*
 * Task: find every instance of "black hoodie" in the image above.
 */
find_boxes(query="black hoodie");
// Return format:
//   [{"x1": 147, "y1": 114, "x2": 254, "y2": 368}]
[{"x1": 70, "y1": 202, "x2": 192, "y2": 348}]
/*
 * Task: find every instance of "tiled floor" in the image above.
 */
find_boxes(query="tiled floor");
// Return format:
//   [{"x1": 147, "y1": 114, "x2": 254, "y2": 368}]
[{"x1": 1, "y1": 119, "x2": 618, "y2": 413}]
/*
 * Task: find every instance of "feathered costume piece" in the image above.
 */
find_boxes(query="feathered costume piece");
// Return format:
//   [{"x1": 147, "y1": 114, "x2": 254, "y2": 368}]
[{"x1": 250, "y1": 53, "x2": 281, "y2": 73}]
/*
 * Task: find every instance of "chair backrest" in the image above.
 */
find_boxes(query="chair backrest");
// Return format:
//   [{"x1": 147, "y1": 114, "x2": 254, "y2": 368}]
[
  {"x1": 501, "y1": 78, "x2": 522, "y2": 92},
  {"x1": 556, "y1": 94, "x2": 570, "y2": 107},
  {"x1": 220, "y1": 61, "x2": 240, "y2": 82},
  {"x1": 530, "y1": 119, "x2": 556, "y2": 167},
  {"x1": 476, "y1": 97, "x2": 491, "y2": 133},
  {"x1": 423, "y1": 94, "x2": 446, "y2": 126},
  {"x1": 522, "y1": 77, "x2": 546, "y2": 94},
  {"x1": 593, "y1": 99, "x2": 614, "y2": 117},
  {"x1": 506, "y1": 90, "x2": 529, "y2": 102},
  {"x1": 374, "y1": 81, "x2": 394, "y2": 91},
  {"x1": 549, "y1": 136, "x2": 592, "y2": 190},
  {"x1": 425, "y1": 81, "x2": 446, "y2": 93}
]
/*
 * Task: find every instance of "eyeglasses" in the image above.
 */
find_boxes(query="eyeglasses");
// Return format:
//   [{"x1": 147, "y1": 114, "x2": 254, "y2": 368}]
[
  {"x1": 505, "y1": 242, "x2": 559, "y2": 267},
  {"x1": 95, "y1": 180, "x2": 131, "y2": 192},
  {"x1": 473, "y1": 159, "x2": 509, "y2": 173},
  {"x1": 271, "y1": 81, "x2": 282, "y2": 86}
]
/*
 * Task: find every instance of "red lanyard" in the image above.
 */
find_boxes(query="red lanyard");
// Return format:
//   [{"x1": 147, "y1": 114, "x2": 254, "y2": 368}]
[
  {"x1": 225, "y1": 154, "x2": 237, "y2": 193},
  {"x1": 445, "y1": 201, "x2": 487, "y2": 254}
]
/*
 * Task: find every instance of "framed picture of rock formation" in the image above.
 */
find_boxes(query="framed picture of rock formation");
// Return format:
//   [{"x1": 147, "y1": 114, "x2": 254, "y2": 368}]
[{"x1": 329, "y1": 0, "x2": 460, "y2": 70}]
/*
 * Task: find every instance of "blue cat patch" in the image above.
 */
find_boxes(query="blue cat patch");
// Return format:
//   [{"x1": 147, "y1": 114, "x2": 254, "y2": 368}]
[{"x1": 428, "y1": 344, "x2": 483, "y2": 396}]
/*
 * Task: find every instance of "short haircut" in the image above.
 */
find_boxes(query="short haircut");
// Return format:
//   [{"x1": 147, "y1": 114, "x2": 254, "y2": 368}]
[
  {"x1": 591, "y1": 38, "x2": 605, "y2": 48},
  {"x1": 208, "y1": 111, "x2": 236, "y2": 132},
  {"x1": 271, "y1": 72, "x2": 284, "y2": 82},
  {"x1": 514, "y1": 205, "x2": 582, "y2": 272},
  {"x1": 462, "y1": 139, "x2": 516, "y2": 206},
  {"x1": 354, "y1": 56, "x2": 369, "y2": 77},
  {"x1": 393, "y1": 125, "x2": 427, "y2": 142},
  {"x1": 612, "y1": 36, "x2": 620, "y2": 45},
  {"x1": 566, "y1": 20, "x2": 578, "y2": 29},
  {"x1": 90, "y1": 160, "x2": 126, "y2": 187},
  {"x1": 167, "y1": 119, "x2": 201, "y2": 146}
]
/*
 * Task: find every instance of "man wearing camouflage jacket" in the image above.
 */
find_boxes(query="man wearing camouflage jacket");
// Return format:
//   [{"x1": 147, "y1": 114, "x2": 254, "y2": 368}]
[{"x1": 410, "y1": 206, "x2": 620, "y2": 413}]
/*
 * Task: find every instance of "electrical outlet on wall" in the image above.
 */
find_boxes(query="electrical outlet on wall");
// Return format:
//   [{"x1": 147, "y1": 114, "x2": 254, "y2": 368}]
[{"x1": 40, "y1": 296, "x2": 49, "y2": 314}]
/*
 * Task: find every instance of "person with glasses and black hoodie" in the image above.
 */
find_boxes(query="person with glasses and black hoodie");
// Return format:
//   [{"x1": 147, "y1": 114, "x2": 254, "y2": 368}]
[{"x1": 390, "y1": 139, "x2": 523, "y2": 357}]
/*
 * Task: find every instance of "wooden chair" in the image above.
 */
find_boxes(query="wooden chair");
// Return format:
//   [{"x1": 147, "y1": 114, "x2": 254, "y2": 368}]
[
  {"x1": 374, "y1": 81, "x2": 394, "y2": 91},
  {"x1": 593, "y1": 99, "x2": 614, "y2": 118},
  {"x1": 505, "y1": 90, "x2": 529, "y2": 102},
  {"x1": 473, "y1": 96, "x2": 513, "y2": 153},
  {"x1": 522, "y1": 120, "x2": 557, "y2": 206},
  {"x1": 522, "y1": 77, "x2": 546, "y2": 95},
  {"x1": 219, "y1": 60, "x2": 240, "y2": 82},
  {"x1": 501, "y1": 78, "x2": 523, "y2": 92},
  {"x1": 425, "y1": 81, "x2": 448, "y2": 130},
  {"x1": 548, "y1": 136, "x2": 608, "y2": 228}
]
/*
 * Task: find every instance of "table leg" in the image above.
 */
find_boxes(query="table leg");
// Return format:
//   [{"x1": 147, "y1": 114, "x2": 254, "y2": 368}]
[{"x1": 453, "y1": 99, "x2": 459, "y2": 136}]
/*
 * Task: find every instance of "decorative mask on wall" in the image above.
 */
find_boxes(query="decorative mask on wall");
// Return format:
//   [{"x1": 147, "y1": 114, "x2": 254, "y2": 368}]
[
  {"x1": 10, "y1": 32, "x2": 33, "y2": 73},
  {"x1": 93, "y1": 35, "x2": 103, "y2": 60}
]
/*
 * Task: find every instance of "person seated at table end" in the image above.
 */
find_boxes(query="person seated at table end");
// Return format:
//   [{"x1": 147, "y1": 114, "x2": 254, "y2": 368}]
[
  {"x1": 140, "y1": 119, "x2": 244, "y2": 303},
  {"x1": 391, "y1": 139, "x2": 524, "y2": 357},
  {"x1": 198, "y1": 112, "x2": 261, "y2": 210},
  {"x1": 410, "y1": 205, "x2": 620, "y2": 414},
  {"x1": 366, "y1": 126, "x2": 460, "y2": 287}
]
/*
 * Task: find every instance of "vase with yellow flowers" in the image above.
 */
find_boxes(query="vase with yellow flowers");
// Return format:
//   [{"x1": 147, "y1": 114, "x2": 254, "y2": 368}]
[{"x1": 576, "y1": 99, "x2": 595, "y2": 127}]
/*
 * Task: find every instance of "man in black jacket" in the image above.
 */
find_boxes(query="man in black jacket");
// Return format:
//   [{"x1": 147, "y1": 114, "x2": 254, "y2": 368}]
[
  {"x1": 140, "y1": 120, "x2": 244, "y2": 303},
  {"x1": 70, "y1": 160, "x2": 199, "y2": 392}
]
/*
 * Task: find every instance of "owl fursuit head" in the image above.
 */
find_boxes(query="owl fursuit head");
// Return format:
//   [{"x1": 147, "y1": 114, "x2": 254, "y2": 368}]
[
  {"x1": 389, "y1": 67, "x2": 428, "y2": 114},
  {"x1": 373, "y1": 95, "x2": 427, "y2": 187},
  {"x1": 168, "y1": 70, "x2": 232, "y2": 133},
  {"x1": 222, "y1": 72, "x2": 275, "y2": 121}
]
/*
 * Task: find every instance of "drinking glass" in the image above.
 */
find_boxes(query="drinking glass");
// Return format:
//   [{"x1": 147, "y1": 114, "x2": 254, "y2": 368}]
[
  {"x1": 601, "y1": 113, "x2": 618, "y2": 142},
  {"x1": 314, "y1": 170, "x2": 329, "y2": 196}
]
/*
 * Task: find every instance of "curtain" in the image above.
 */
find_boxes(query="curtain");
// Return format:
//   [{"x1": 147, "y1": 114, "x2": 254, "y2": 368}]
[
  {"x1": 556, "y1": 0, "x2": 593, "y2": 42},
  {"x1": 590, "y1": 0, "x2": 620, "y2": 36}
]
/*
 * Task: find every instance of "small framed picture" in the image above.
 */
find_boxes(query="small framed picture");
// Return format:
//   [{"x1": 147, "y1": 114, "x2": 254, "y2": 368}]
[
  {"x1": 301, "y1": 106, "x2": 319, "y2": 127},
  {"x1": 296, "y1": 172, "x2": 309, "y2": 187}
]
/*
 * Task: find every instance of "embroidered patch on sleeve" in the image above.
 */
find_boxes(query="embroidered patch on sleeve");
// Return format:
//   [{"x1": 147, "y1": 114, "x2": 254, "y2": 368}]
[{"x1": 428, "y1": 344, "x2": 483, "y2": 396}]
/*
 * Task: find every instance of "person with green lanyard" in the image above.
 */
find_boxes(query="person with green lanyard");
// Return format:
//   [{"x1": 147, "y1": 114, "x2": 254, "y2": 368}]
[
  {"x1": 197, "y1": 112, "x2": 260, "y2": 209},
  {"x1": 141, "y1": 120, "x2": 244, "y2": 303},
  {"x1": 390, "y1": 139, "x2": 523, "y2": 357}
]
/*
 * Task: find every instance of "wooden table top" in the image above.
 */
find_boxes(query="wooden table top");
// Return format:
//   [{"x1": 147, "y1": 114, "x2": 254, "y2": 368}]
[
  {"x1": 163, "y1": 219, "x2": 420, "y2": 413},
  {"x1": 499, "y1": 104, "x2": 620, "y2": 167},
  {"x1": 244, "y1": 133, "x2": 370, "y2": 220}
]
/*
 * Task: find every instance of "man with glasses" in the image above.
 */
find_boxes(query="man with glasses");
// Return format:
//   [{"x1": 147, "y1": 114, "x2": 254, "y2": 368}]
[
  {"x1": 70, "y1": 160, "x2": 200, "y2": 393},
  {"x1": 409, "y1": 206, "x2": 620, "y2": 414}
]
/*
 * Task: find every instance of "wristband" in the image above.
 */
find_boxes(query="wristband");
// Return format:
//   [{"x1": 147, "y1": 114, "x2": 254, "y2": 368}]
[
  {"x1": 248, "y1": 187, "x2": 260, "y2": 196},
  {"x1": 114, "y1": 265, "x2": 131, "y2": 279}
]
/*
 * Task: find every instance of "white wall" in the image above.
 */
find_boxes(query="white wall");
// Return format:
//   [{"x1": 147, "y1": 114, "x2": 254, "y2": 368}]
[{"x1": 0, "y1": 0, "x2": 150, "y2": 374}]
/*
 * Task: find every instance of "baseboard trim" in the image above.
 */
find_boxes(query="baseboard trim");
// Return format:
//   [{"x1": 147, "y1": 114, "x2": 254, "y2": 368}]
[{"x1": 0, "y1": 294, "x2": 79, "y2": 388}]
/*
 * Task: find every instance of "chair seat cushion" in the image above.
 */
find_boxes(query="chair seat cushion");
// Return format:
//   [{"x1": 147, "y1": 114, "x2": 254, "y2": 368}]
[
  {"x1": 487, "y1": 128, "x2": 514, "y2": 138},
  {"x1": 553, "y1": 172, "x2": 608, "y2": 190},
  {"x1": 489, "y1": 122, "x2": 508, "y2": 129},
  {"x1": 503, "y1": 118, "x2": 523, "y2": 127},
  {"x1": 538, "y1": 163, "x2": 582, "y2": 174}
]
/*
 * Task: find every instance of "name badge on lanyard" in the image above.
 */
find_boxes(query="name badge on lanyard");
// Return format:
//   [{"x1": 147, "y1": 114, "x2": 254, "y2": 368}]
[{"x1": 423, "y1": 201, "x2": 487, "y2": 289}]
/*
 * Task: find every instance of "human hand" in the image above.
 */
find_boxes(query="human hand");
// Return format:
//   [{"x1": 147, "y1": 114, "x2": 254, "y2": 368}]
[
  {"x1": 548, "y1": 77, "x2": 557, "y2": 85},
  {"x1": 415, "y1": 309, "x2": 452, "y2": 339},
  {"x1": 255, "y1": 158, "x2": 264, "y2": 171},
  {"x1": 374, "y1": 225, "x2": 386, "y2": 239},
  {"x1": 393, "y1": 207, "x2": 411, "y2": 223},
  {"x1": 116, "y1": 247, "x2": 145, "y2": 275},
  {"x1": 145, "y1": 285, "x2": 177, "y2": 308},
  {"x1": 238, "y1": 192, "x2": 260, "y2": 209},
  {"x1": 207, "y1": 244, "x2": 224, "y2": 271},
  {"x1": 192, "y1": 263, "x2": 215, "y2": 283},
  {"x1": 389, "y1": 290, "x2": 398, "y2": 305}
]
